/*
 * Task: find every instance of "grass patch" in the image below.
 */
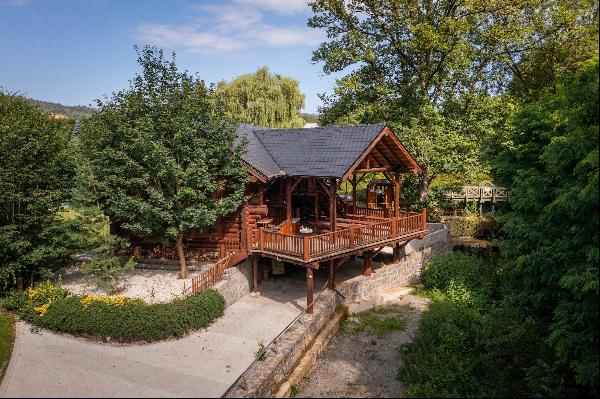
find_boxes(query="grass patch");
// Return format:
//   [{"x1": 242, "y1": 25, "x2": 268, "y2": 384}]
[
  {"x1": 342, "y1": 306, "x2": 408, "y2": 337},
  {"x1": 0, "y1": 310, "x2": 16, "y2": 384}
]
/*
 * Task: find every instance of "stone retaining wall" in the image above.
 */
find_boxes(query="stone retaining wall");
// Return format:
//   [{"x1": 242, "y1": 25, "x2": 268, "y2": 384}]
[
  {"x1": 224, "y1": 223, "x2": 452, "y2": 397},
  {"x1": 213, "y1": 259, "x2": 253, "y2": 307}
]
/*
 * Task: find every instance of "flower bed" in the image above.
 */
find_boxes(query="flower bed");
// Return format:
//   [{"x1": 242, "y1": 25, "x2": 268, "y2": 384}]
[{"x1": 2, "y1": 281, "x2": 225, "y2": 342}]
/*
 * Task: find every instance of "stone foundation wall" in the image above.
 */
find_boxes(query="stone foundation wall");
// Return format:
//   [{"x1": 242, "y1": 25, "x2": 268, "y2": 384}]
[
  {"x1": 224, "y1": 223, "x2": 452, "y2": 397},
  {"x1": 337, "y1": 222, "x2": 452, "y2": 301},
  {"x1": 213, "y1": 259, "x2": 253, "y2": 307}
]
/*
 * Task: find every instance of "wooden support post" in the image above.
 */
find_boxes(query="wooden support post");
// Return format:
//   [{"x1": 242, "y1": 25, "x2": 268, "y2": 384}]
[
  {"x1": 303, "y1": 235, "x2": 310, "y2": 262},
  {"x1": 421, "y1": 208, "x2": 427, "y2": 231},
  {"x1": 394, "y1": 172, "x2": 400, "y2": 218},
  {"x1": 363, "y1": 252, "x2": 372, "y2": 277},
  {"x1": 258, "y1": 182, "x2": 264, "y2": 206},
  {"x1": 259, "y1": 228, "x2": 264, "y2": 251},
  {"x1": 328, "y1": 259, "x2": 335, "y2": 289},
  {"x1": 349, "y1": 226, "x2": 355, "y2": 249},
  {"x1": 392, "y1": 243, "x2": 400, "y2": 263},
  {"x1": 351, "y1": 175, "x2": 357, "y2": 213},
  {"x1": 307, "y1": 266, "x2": 314, "y2": 314},
  {"x1": 286, "y1": 178, "x2": 293, "y2": 221},
  {"x1": 329, "y1": 181, "x2": 337, "y2": 232},
  {"x1": 252, "y1": 256, "x2": 259, "y2": 293},
  {"x1": 314, "y1": 191, "x2": 319, "y2": 225}
]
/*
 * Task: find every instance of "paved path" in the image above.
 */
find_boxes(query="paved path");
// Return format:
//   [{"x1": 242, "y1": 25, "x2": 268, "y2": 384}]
[{"x1": 0, "y1": 290, "x2": 303, "y2": 398}]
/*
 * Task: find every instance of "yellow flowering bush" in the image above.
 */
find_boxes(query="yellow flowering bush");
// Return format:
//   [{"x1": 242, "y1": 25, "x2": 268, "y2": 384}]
[
  {"x1": 34, "y1": 303, "x2": 50, "y2": 316},
  {"x1": 27, "y1": 281, "x2": 69, "y2": 305},
  {"x1": 80, "y1": 295, "x2": 146, "y2": 308}
]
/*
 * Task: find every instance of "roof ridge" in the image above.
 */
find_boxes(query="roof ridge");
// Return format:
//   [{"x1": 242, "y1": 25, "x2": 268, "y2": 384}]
[{"x1": 250, "y1": 126, "x2": 284, "y2": 172}]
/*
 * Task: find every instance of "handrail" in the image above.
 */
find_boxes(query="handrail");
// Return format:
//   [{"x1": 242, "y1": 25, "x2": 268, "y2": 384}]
[{"x1": 253, "y1": 209, "x2": 427, "y2": 262}]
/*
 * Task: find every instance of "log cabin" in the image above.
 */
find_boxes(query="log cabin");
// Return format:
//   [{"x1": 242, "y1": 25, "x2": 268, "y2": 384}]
[{"x1": 125, "y1": 123, "x2": 427, "y2": 313}]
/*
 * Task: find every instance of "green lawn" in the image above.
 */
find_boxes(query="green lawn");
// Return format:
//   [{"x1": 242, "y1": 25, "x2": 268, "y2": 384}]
[{"x1": 0, "y1": 310, "x2": 16, "y2": 384}]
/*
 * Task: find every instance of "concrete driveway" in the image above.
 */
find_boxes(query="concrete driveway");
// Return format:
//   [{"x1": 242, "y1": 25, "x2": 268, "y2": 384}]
[{"x1": 0, "y1": 286, "x2": 304, "y2": 398}]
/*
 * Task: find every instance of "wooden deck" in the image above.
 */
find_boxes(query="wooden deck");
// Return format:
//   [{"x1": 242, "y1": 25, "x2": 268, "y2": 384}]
[{"x1": 250, "y1": 210, "x2": 427, "y2": 264}]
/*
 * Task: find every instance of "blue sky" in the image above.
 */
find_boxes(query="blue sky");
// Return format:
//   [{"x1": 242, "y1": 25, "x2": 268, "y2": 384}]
[{"x1": 0, "y1": 0, "x2": 338, "y2": 113}]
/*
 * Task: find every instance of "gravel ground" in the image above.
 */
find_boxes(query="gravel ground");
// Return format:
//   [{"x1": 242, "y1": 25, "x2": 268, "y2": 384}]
[
  {"x1": 295, "y1": 294, "x2": 429, "y2": 398},
  {"x1": 57, "y1": 265, "x2": 200, "y2": 304}
]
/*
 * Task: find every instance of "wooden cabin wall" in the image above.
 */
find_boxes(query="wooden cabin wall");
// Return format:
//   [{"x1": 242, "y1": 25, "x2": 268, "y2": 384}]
[{"x1": 112, "y1": 179, "x2": 269, "y2": 254}]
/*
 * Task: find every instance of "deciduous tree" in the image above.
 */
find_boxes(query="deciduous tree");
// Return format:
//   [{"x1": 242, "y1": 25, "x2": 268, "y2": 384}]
[
  {"x1": 79, "y1": 46, "x2": 248, "y2": 279},
  {"x1": 309, "y1": 0, "x2": 596, "y2": 201},
  {"x1": 0, "y1": 92, "x2": 76, "y2": 287}
]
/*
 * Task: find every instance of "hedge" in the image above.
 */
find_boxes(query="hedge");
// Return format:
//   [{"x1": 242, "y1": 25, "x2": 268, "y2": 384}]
[{"x1": 2, "y1": 283, "x2": 225, "y2": 342}]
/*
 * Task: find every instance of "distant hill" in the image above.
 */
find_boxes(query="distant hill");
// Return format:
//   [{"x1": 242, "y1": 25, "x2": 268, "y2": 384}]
[
  {"x1": 300, "y1": 113, "x2": 319, "y2": 124},
  {"x1": 29, "y1": 99, "x2": 97, "y2": 119}
]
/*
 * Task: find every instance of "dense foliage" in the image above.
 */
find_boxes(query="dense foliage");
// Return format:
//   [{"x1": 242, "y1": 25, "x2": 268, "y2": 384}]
[
  {"x1": 2, "y1": 282, "x2": 225, "y2": 342},
  {"x1": 403, "y1": 253, "x2": 565, "y2": 397},
  {"x1": 308, "y1": 0, "x2": 596, "y2": 201},
  {"x1": 79, "y1": 46, "x2": 248, "y2": 278},
  {"x1": 215, "y1": 67, "x2": 305, "y2": 128},
  {"x1": 0, "y1": 92, "x2": 77, "y2": 288},
  {"x1": 493, "y1": 56, "x2": 599, "y2": 393}
]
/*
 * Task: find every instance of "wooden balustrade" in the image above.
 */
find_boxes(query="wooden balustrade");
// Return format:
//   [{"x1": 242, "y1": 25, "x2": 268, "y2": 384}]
[{"x1": 253, "y1": 209, "x2": 427, "y2": 262}]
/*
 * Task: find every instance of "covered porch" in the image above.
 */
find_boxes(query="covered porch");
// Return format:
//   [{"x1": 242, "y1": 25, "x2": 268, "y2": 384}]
[{"x1": 247, "y1": 126, "x2": 425, "y2": 313}]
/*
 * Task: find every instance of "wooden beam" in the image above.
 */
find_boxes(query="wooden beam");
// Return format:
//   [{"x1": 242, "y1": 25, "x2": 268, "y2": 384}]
[
  {"x1": 381, "y1": 127, "x2": 422, "y2": 174},
  {"x1": 363, "y1": 252, "x2": 372, "y2": 276},
  {"x1": 307, "y1": 266, "x2": 314, "y2": 314},
  {"x1": 342, "y1": 126, "x2": 388, "y2": 181},
  {"x1": 286, "y1": 179, "x2": 293, "y2": 221},
  {"x1": 329, "y1": 182, "x2": 336, "y2": 232},
  {"x1": 353, "y1": 167, "x2": 390, "y2": 173},
  {"x1": 394, "y1": 172, "x2": 400, "y2": 217},
  {"x1": 314, "y1": 191, "x2": 319, "y2": 224},
  {"x1": 317, "y1": 178, "x2": 332, "y2": 199},
  {"x1": 351, "y1": 175, "x2": 357, "y2": 213},
  {"x1": 328, "y1": 259, "x2": 335, "y2": 289},
  {"x1": 252, "y1": 256, "x2": 259, "y2": 293}
]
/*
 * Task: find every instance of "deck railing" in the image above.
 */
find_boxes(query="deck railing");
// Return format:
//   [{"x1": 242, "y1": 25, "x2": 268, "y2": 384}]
[
  {"x1": 253, "y1": 208, "x2": 427, "y2": 262},
  {"x1": 355, "y1": 207, "x2": 390, "y2": 218},
  {"x1": 218, "y1": 234, "x2": 241, "y2": 258}
]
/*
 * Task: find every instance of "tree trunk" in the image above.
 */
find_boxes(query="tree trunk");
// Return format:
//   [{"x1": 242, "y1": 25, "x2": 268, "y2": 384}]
[
  {"x1": 418, "y1": 167, "x2": 429, "y2": 203},
  {"x1": 176, "y1": 234, "x2": 188, "y2": 279}
]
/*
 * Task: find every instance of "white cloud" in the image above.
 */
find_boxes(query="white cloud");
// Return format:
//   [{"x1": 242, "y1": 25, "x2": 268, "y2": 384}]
[
  {"x1": 136, "y1": 24, "x2": 244, "y2": 55},
  {"x1": 193, "y1": 4, "x2": 263, "y2": 31},
  {"x1": 249, "y1": 25, "x2": 324, "y2": 46},
  {"x1": 233, "y1": 0, "x2": 309, "y2": 15},
  {"x1": 135, "y1": 1, "x2": 322, "y2": 55}
]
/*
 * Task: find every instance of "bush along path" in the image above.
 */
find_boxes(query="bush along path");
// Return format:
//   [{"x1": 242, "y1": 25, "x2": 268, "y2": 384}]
[
  {"x1": 2, "y1": 281, "x2": 225, "y2": 342},
  {"x1": 0, "y1": 311, "x2": 15, "y2": 384}
]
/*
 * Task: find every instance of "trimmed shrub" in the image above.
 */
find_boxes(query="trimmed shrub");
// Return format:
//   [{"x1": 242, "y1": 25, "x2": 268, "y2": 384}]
[{"x1": 2, "y1": 282, "x2": 225, "y2": 342}]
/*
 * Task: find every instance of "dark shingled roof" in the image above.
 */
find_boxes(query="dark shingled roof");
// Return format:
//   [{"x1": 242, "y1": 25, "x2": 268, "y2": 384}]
[
  {"x1": 236, "y1": 124, "x2": 390, "y2": 178},
  {"x1": 255, "y1": 124, "x2": 386, "y2": 177},
  {"x1": 235, "y1": 124, "x2": 283, "y2": 178}
]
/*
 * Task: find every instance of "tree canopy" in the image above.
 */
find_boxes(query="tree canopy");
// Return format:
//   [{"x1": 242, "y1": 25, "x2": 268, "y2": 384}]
[
  {"x1": 493, "y1": 56, "x2": 599, "y2": 394},
  {"x1": 79, "y1": 46, "x2": 248, "y2": 278},
  {"x1": 215, "y1": 66, "x2": 305, "y2": 128},
  {"x1": 0, "y1": 92, "x2": 76, "y2": 287},
  {"x1": 308, "y1": 0, "x2": 597, "y2": 200}
]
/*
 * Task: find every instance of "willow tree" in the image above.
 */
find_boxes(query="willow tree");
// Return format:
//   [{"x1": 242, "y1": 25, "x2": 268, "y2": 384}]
[
  {"x1": 79, "y1": 46, "x2": 248, "y2": 279},
  {"x1": 215, "y1": 67, "x2": 305, "y2": 128}
]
